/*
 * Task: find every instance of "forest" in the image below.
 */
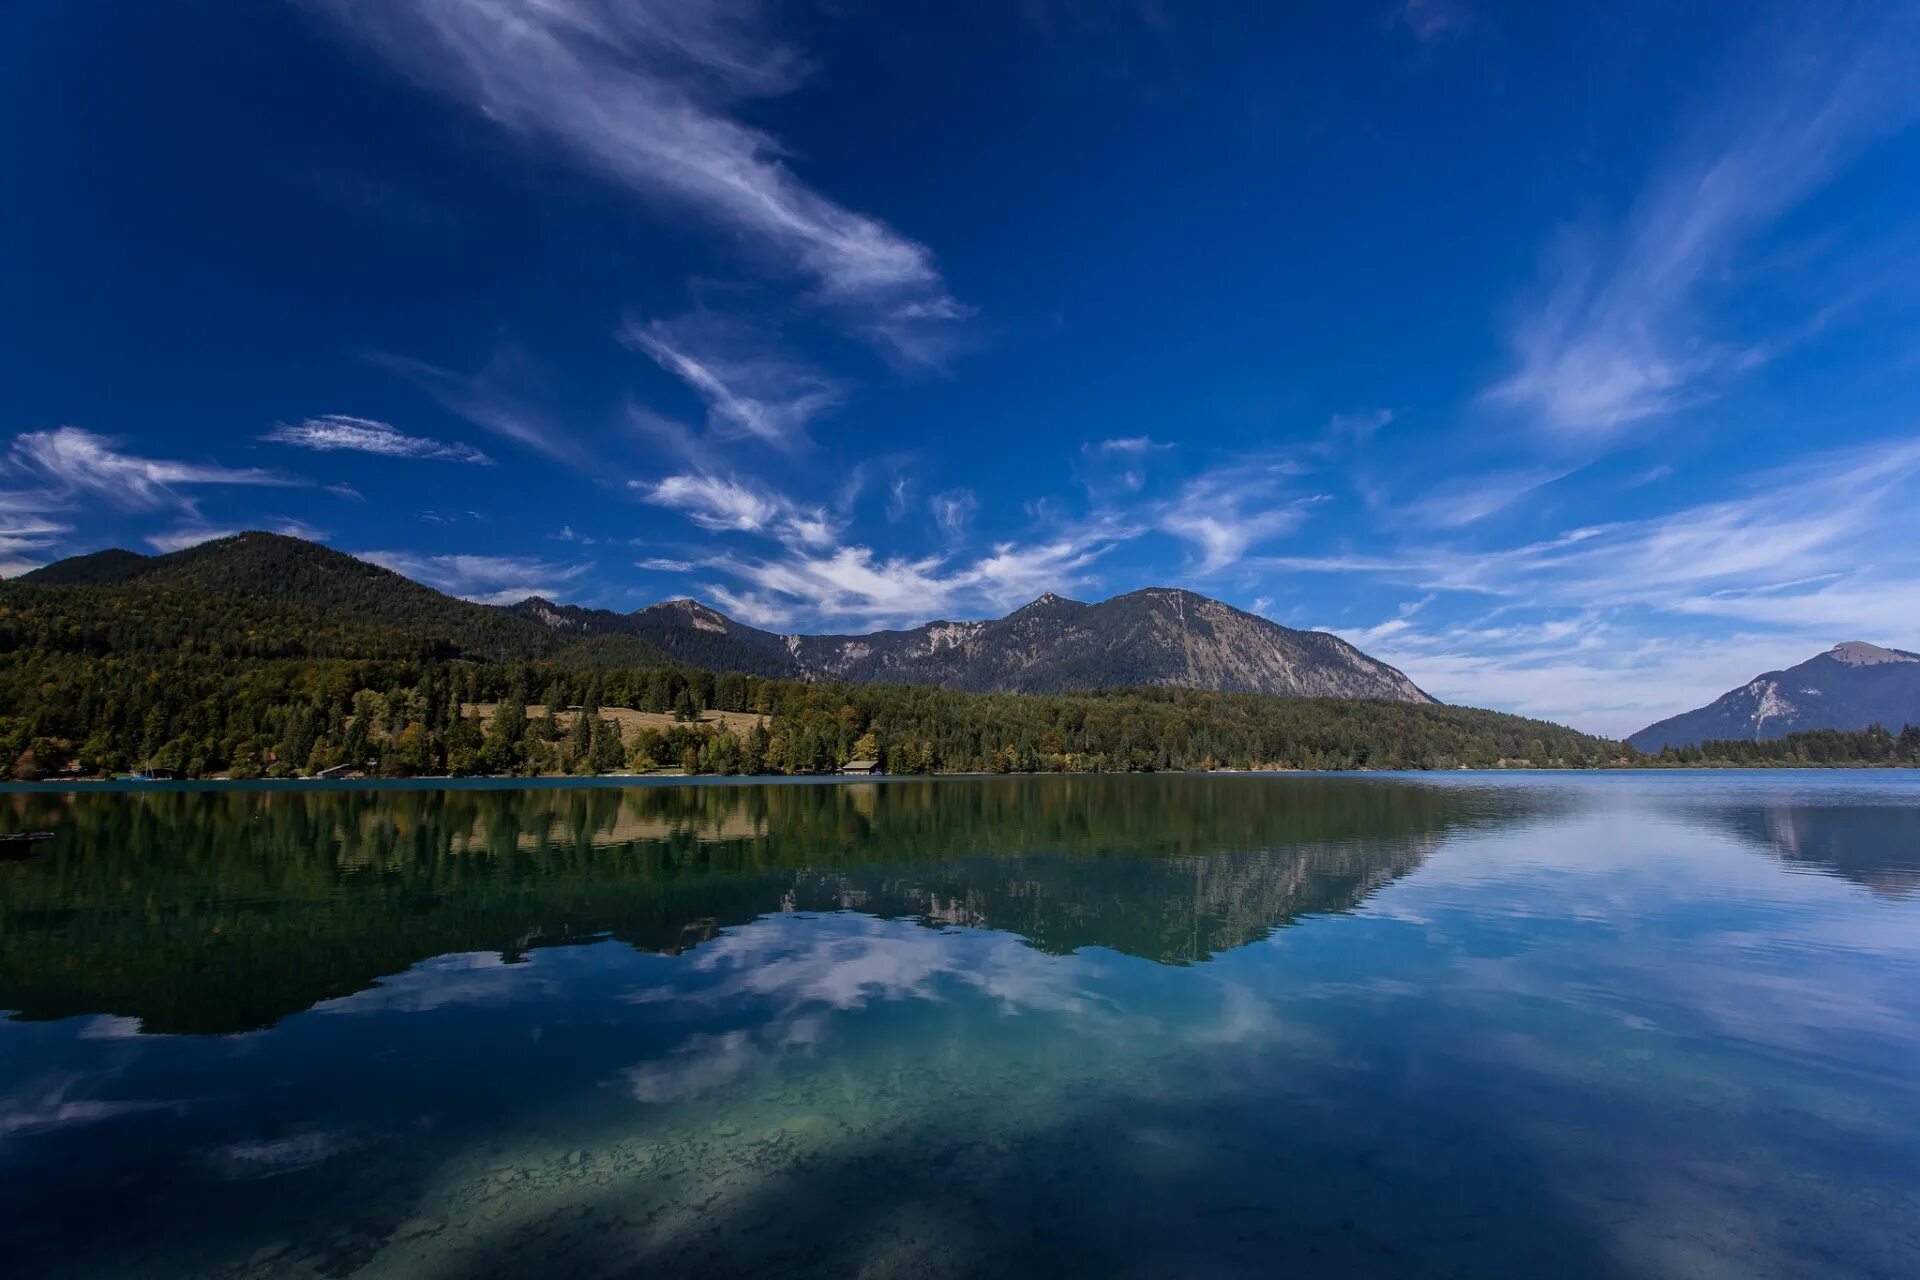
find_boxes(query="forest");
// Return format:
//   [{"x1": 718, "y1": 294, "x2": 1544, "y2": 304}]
[{"x1": 3, "y1": 575, "x2": 1912, "y2": 779}]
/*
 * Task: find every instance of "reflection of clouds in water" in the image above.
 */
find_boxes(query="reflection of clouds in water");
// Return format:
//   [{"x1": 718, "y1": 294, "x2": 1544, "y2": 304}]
[
  {"x1": 1371, "y1": 805, "x2": 1920, "y2": 1054},
  {"x1": 619, "y1": 914, "x2": 1312, "y2": 1107},
  {"x1": 688, "y1": 913, "x2": 1103, "y2": 1017},
  {"x1": 313, "y1": 949, "x2": 558, "y2": 1016},
  {"x1": 76, "y1": 1015, "x2": 144, "y2": 1040},
  {"x1": 628, "y1": 1030, "x2": 761, "y2": 1102},
  {"x1": 623, "y1": 915, "x2": 1110, "y2": 1105},
  {"x1": 204, "y1": 1130, "x2": 361, "y2": 1179},
  {"x1": 0, "y1": 1074, "x2": 175, "y2": 1147}
]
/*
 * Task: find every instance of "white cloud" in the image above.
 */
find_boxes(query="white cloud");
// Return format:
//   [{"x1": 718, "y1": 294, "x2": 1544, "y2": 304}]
[
  {"x1": 0, "y1": 502, "x2": 71, "y2": 576},
  {"x1": 1488, "y1": 19, "x2": 1920, "y2": 435},
  {"x1": 636, "y1": 473, "x2": 839, "y2": 548},
  {"x1": 263, "y1": 415, "x2": 492, "y2": 464},
  {"x1": 699, "y1": 517, "x2": 1130, "y2": 626},
  {"x1": 929, "y1": 488, "x2": 978, "y2": 540},
  {"x1": 1158, "y1": 463, "x2": 1324, "y2": 573},
  {"x1": 1342, "y1": 619, "x2": 1828, "y2": 739},
  {"x1": 1397, "y1": 466, "x2": 1571, "y2": 528},
  {"x1": 638, "y1": 556, "x2": 695, "y2": 572},
  {"x1": 358, "y1": 549, "x2": 590, "y2": 605},
  {"x1": 624, "y1": 313, "x2": 843, "y2": 450},
  {"x1": 326, "y1": 483, "x2": 366, "y2": 502},
  {"x1": 1094, "y1": 436, "x2": 1169, "y2": 454},
  {"x1": 1266, "y1": 433, "x2": 1920, "y2": 623},
  {"x1": 1290, "y1": 435, "x2": 1920, "y2": 733},
  {"x1": 8, "y1": 427, "x2": 295, "y2": 513},
  {"x1": 321, "y1": 0, "x2": 966, "y2": 361}
]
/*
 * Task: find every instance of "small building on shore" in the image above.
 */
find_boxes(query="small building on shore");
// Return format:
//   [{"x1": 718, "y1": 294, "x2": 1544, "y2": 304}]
[{"x1": 839, "y1": 759, "x2": 882, "y2": 776}]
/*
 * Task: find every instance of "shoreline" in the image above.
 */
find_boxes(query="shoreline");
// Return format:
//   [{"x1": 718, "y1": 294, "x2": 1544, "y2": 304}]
[{"x1": 5, "y1": 764, "x2": 1920, "y2": 794}]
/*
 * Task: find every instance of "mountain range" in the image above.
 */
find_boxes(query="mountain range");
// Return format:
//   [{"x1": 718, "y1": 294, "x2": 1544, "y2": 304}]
[
  {"x1": 1629, "y1": 642, "x2": 1920, "y2": 751},
  {"x1": 14, "y1": 532, "x2": 1434, "y2": 704},
  {"x1": 513, "y1": 586, "x2": 1434, "y2": 702}
]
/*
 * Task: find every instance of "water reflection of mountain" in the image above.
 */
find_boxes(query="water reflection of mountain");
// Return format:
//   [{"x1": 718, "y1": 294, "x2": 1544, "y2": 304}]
[
  {"x1": 1710, "y1": 804, "x2": 1920, "y2": 898},
  {"x1": 0, "y1": 778, "x2": 1527, "y2": 1034}
]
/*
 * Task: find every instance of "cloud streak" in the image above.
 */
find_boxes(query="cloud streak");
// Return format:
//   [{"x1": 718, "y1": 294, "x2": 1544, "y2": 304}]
[
  {"x1": 623, "y1": 314, "x2": 843, "y2": 451},
  {"x1": 636, "y1": 473, "x2": 839, "y2": 548},
  {"x1": 7, "y1": 428, "x2": 296, "y2": 513},
  {"x1": 1489, "y1": 15, "x2": 1920, "y2": 436},
  {"x1": 320, "y1": 0, "x2": 967, "y2": 361},
  {"x1": 1157, "y1": 461, "x2": 1324, "y2": 573},
  {"x1": 358, "y1": 549, "x2": 590, "y2": 605},
  {"x1": 263, "y1": 415, "x2": 492, "y2": 464}
]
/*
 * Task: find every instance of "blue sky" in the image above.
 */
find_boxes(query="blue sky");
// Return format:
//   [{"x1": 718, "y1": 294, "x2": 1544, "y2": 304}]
[{"x1": 4, "y1": 1, "x2": 1919, "y2": 735}]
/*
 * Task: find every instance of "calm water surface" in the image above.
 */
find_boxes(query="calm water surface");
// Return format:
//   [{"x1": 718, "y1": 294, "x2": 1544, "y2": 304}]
[{"x1": 3, "y1": 773, "x2": 1919, "y2": 1278}]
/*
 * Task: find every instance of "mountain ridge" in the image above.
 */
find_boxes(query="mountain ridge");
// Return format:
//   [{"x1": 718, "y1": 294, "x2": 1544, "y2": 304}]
[
  {"x1": 510, "y1": 582, "x2": 1436, "y2": 702},
  {"x1": 17, "y1": 532, "x2": 1433, "y2": 703},
  {"x1": 1630, "y1": 641, "x2": 1920, "y2": 751}
]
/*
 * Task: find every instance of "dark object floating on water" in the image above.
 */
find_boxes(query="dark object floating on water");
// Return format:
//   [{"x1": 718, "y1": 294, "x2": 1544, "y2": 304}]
[{"x1": 0, "y1": 831, "x2": 55, "y2": 858}]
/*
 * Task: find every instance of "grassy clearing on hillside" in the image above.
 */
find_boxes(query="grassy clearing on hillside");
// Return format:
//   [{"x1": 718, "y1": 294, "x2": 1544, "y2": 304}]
[{"x1": 463, "y1": 705, "x2": 767, "y2": 743}]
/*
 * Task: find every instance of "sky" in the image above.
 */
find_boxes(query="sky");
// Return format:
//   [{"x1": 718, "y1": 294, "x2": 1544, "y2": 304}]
[{"x1": 4, "y1": 1, "x2": 1919, "y2": 737}]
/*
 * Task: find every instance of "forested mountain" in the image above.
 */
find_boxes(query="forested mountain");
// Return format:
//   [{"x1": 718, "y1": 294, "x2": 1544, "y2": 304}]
[
  {"x1": 1630, "y1": 642, "x2": 1920, "y2": 750},
  {"x1": 20, "y1": 534, "x2": 1425, "y2": 700},
  {"x1": 20, "y1": 531, "x2": 584, "y2": 662},
  {"x1": 0, "y1": 537, "x2": 1617, "y2": 779},
  {"x1": 511, "y1": 596, "x2": 796, "y2": 677}
]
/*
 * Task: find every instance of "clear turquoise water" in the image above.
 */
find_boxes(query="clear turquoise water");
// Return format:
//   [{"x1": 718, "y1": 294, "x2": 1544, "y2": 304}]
[{"x1": 2, "y1": 772, "x2": 1918, "y2": 1278}]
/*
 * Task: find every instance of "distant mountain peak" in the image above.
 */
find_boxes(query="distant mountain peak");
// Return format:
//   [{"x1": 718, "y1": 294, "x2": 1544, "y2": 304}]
[
  {"x1": 636, "y1": 598, "x2": 734, "y2": 632},
  {"x1": 1632, "y1": 640, "x2": 1920, "y2": 750},
  {"x1": 1830, "y1": 641, "x2": 1919, "y2": 667},
  {"x1": 1010, "y1": 591, "x2": 1087, "y2": 616}
]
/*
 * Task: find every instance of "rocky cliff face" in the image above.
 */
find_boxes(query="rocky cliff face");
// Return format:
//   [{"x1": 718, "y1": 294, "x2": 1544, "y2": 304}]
[
  {"x1": 784, "y1": 587, "x2": 1434, "y2": 700},
  {"x1": 1629, "y1": 641, "x2": 1920, "y2": 750},
  {"x1": 529, "y1": 585, "x2": 1435, "y2": 702}
]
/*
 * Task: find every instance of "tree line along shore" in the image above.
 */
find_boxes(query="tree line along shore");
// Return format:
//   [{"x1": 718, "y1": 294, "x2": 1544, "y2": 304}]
[{"x1": 5, "y1": 647, "x2": 1917, "y2": 782}]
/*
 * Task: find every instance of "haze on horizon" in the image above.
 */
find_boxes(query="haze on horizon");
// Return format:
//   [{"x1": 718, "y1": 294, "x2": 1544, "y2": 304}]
[{"x1": 5, "y1": 0, "x2": 1919, "y2": 737}]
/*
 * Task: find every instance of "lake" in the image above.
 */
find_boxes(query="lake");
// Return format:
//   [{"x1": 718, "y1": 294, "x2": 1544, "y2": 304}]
[{"x1": 3, "y1": 772, "x2": 1919, "y2": 1279}]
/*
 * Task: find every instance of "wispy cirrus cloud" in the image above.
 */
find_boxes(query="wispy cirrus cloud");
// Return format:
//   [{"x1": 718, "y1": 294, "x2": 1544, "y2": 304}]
[
  {"x1": 929, "y1": 488, "x2": 979, "y2": 540},
  {"x1": 700, "y1": 520, "x2": 1128, "y2": 628},
  {"x1": 319, "y1": 0, "x2": 967, "y2": 362},
  {"x1": 623, "y1": 313, "x2": 843, "y2": 451},
  {"x1": 635, "y1": 473, "x2": 839, "y2": 548},
  {"x1": 1395, "y1": 466, "x2": 1572, "y2": 529},
  {"x1": 1157, "y1": 461, "x2": 1324, "y2": 573},
  {"x1": 1283, "y1": 434, "x2": 1920, "y2": 731},
  {"x1": 7, "y1": 427, "x2": 296, "y2": 513},
  {"x1": 1488, "y1": 16, "x2": 1920, "y2": 436},
  {"x1": 367, "y1": 351, "x2": 589, "y2": 467},
  {"x1": 0, "y1": 517, "x2": 70, "y2": 578},
  {"x1": 637, "y1": 461, "x2": 1138, "y2": 627},
  {"x1": 1093, "y1": 436, "x2": 1170, "y2": 455},
  {"x1": 263, "y1": 415, "x2": 492, "y2": 464},
  {"x1": 1272, "y1": 433, "x2": 1920, "y2": 620},
  {"x1": 357, "y1": 549, "x2": 590, "y2": 606}
]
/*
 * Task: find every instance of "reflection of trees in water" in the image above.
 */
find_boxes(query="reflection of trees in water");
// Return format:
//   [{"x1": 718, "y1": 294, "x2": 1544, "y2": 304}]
[
  {"x1": 0, "y1": 778, "x2": 1529, "y2": 1033},
  {"x1": 1708, "y1": 804, "x2": 1920, "y2": 899}
]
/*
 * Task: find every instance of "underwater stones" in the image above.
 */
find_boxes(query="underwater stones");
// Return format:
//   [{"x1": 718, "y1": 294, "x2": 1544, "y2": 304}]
[
  {"x1": 392, "y1": 1218, "x2": 442, "y2": 1241},
  {"x1": 246, "y1": 1241, "x2": 290, "y2": 1266}
]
